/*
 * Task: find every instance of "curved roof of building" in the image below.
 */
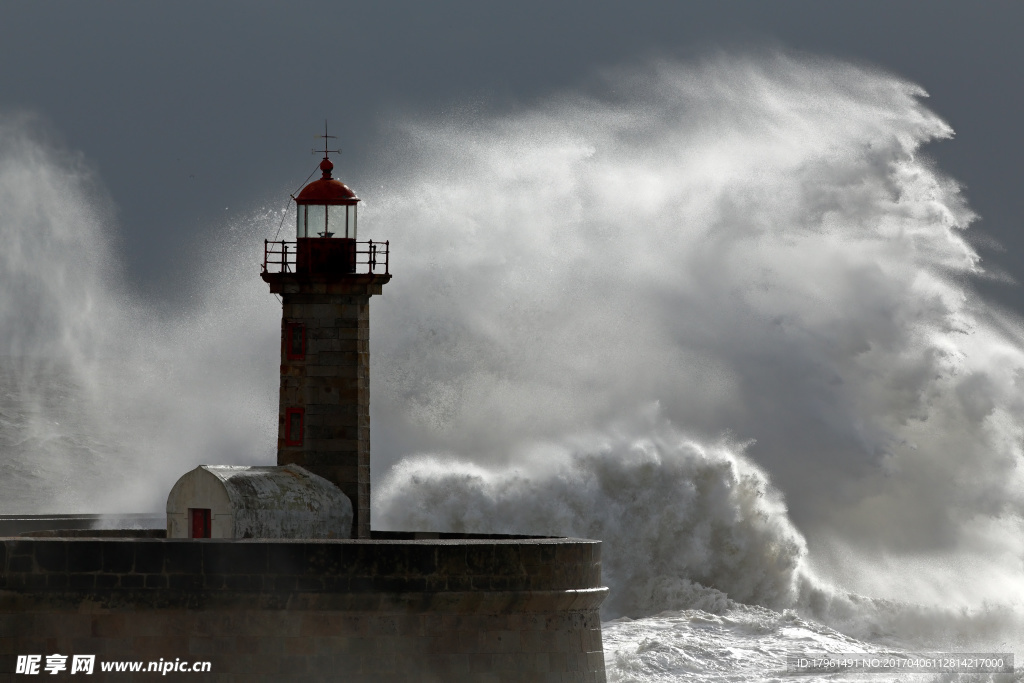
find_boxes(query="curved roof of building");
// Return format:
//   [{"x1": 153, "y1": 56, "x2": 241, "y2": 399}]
[
  {"x1": 294, "y1": 157, "x2": 359, "y2": 205},
  {"x1": 197, "y1": 463, "x2": 346, "y2": 514}
]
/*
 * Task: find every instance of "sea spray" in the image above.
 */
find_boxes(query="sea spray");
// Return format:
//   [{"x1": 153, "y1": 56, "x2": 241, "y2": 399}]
[
  {"x1": 0, "y1": 113, "x2": 124, "y2": 512},
  {"x1": 366, "y1": 52, "x2": 1024, "y2": 656},
  {"x1": 368, "y1": 51, "x2": 1023, "y2": 614},
  {"x1": 0, "y1": 116, "x2": 280, "y2": 513}
]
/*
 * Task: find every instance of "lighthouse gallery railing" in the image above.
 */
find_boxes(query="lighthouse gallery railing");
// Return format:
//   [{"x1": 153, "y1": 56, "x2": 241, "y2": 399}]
[{"x1": 262, "y1": 239, "x2": 389, "y2": 275}]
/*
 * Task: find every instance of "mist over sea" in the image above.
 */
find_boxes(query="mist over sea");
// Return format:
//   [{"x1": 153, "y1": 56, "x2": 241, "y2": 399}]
[{"x1": 0, "y1": 54, "x2": 1021, "y2": 681}]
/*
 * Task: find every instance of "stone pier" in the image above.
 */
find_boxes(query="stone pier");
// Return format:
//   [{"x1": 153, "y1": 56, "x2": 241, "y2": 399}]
[{"x1": 0, "y1": 532, "x2": 608, "y2": 682}]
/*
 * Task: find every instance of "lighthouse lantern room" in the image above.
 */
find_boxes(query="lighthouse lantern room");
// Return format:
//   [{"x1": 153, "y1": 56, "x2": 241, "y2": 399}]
[
  {"x1": 292, "y1": 155, "x2": 362, "y2": 274},
  {"x1": 295, "y1": 157, "x2": 358, "y2": 240}
]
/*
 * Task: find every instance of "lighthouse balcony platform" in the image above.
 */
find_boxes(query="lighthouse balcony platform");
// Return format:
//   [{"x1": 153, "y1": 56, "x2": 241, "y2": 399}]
[{"x1": 263, "y1": 239, "x2": 389, "y2": 277}]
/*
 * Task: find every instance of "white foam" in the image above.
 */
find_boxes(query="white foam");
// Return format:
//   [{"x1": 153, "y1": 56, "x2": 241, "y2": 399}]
[{"x1": 376, "y1": 412, "x2": 805, "y2": 617}]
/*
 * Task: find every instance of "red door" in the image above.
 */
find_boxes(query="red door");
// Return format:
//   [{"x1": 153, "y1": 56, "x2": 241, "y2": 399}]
[{"x1": 190, "y1": 508, "x2": 211, "y2": 538}]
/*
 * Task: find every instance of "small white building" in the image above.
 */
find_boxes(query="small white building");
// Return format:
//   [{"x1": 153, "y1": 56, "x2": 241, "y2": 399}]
[{"x1": 166, "y1": 464, "x2": 352, "y2": 539}]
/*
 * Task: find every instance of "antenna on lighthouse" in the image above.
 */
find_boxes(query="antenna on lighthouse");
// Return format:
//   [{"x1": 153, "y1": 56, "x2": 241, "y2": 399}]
[{"x1": 313, "y1": 120, "x2": 342, "y2": 158}]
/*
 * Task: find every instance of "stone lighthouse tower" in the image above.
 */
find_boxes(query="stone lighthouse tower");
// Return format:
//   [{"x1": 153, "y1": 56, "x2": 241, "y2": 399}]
[{"x1": 261, "y1": 141, "x2": 390, "y2": 539}]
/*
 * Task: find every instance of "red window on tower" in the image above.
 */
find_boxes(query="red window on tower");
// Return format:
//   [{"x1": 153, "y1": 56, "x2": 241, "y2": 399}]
[
  {"x1": 189, "y1": 508, "x2": 211, "y2": 539},
  {"x1": 285, "y1": 322, "x2": 305, "y2": 360},
  {"x1": 285, "y1": 407, "x2": 304, "y2": 446}
]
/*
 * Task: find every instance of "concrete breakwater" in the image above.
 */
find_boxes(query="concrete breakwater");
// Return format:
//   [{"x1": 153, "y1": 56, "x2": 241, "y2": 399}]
[{"x1": 0, "y1": 531, "x2": 607, "y2": 682}]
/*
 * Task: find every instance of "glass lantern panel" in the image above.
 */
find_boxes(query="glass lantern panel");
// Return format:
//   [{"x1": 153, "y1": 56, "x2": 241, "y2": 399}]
[
  {"x1": 327, "y1": 205, "x2": 346, "y2": 238},
  {"x1": 350, "y1": 204, "x2": 357, "y2": 240},
  {"x1": 306, "y1": 205, "x2": 327, "y2": 237},
  {"x1": 295, "y1": 206, "x2": 305, "y2": 238}
]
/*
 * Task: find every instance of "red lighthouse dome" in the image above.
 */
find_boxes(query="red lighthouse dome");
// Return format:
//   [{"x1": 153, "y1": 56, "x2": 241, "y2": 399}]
[{"x1": 295, "y1": 157, "x2": 359, "y2": 204}]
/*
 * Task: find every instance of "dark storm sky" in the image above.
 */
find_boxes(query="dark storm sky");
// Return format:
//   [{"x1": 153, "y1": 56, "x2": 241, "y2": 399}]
[{"x1": 1, "y1": 1, "x2": 1022, "y2": 309}]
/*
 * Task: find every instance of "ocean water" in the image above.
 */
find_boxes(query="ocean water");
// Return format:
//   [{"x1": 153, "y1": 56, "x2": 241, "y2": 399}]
[{"x1": 1, "y1": 53, "x2": 1022, "y2": 681}]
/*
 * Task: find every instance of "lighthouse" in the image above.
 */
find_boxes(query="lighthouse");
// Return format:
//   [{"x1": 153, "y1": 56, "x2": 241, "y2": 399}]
[{"x1": 260, "y1": 141, "x2": 390, "y2": 539}]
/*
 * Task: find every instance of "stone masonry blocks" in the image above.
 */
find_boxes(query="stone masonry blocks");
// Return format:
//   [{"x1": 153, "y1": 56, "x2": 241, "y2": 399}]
[
  {"x1": 1, "y1": 536, "x2": 606, "y2": 681},
  {"x1": 276, "y1": 278, "x2": 382, "y2": 540}
]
